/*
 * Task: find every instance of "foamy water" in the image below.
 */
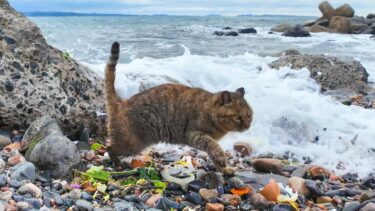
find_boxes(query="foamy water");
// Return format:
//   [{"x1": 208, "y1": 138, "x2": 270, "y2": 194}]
[{"x1": 30, "y1": 15, "x2": 375, "y2": 177}]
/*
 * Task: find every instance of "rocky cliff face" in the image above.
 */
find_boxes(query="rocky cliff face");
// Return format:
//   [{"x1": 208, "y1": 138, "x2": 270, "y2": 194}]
[{"x1": 0, "y1": 0, "x2": 105, "y2": 137}]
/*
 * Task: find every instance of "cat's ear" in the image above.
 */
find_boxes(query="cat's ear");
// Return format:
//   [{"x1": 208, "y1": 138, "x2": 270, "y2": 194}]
[
  {"x1": 235, "y1": 87, "x2": 245, "y2": 97},
  {"x1": 213, "y1": 91, "x2": 232, "y2": 106}
]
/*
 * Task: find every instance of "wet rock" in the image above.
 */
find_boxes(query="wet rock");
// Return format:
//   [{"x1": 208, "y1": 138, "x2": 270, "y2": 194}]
[
  {"x1": 361, "y1": 175, "x2": 375, "y2": 189},
  {"x1": 273, "y1": 204, "x2": 292, "y2": 211},
  {"x1": 249, "y1": 193, "x2": 269, "y2": 209},
  {"x1": 271, "y1": 23, "x2": 294, "y2": 32},
  {"x1": 238, "y1": 28, "x2": 257, "y2": 34},
  {"x1": 306, "y1": 165, "x2": 331, "y2": 180},
  {"x1": 343, "y1": 201, "x2": 361, "y2": 211},
  {"x1": 225, "y1": 31, "x2": 239, "y2": 36},
  {"x1": 85, "y1": 150, "x2": 96, "y2": 161},
  {"x1": 305, "y1": 179, "x2": 325, "y2": 196},
  {"x1": 206, "y1": 203, "x2": 224, "y2": 211},
  {"x1": 187, "y1": 192, "x2": 204, "y2": 205},
  {"x1": 199, "y1": 188, "x2": 219, "y2": 202},
  {"x1": 221, "y1": 194, "x2": 241, "y2": 206},
  {"x1": 76, "y1": 199, "x2": 93, "y2": 211},
  {"x1": 277, "y1": 49, "x2": 301, "y2": 57},
  {"x1": 233, "y1": 142, "x2": 252, "y2": 157},
  {"x1": 201, "y1": 172, "x2": 224, "y2": 189},
  {"x1": 328, "y1": 16, "x2": 351, "y2": 33},
  {"x1": 228, "y1": 177, "x2": 246, "y2": 189},
  {"x1": 269, "y1": 54, "x2": 373, "y2": 102},
  {"x1": 213, "y1": 31, "x2": 225, "y2": 36},
  {"x1": 187, "y1": 180, "x2": 206, "y2": 192},
  {"x1": 252, "y1": 158, "x2": 284, "y2": 175},
  {"x1": 10, "y1": 162, "x2": 36, "y2": 182},
  {"x1": 291, "y1": 166, "x2": 306, "y2": 178},
  {"x1": 155, "y1": 197, "x2": 179, "y2": 210},
  {"x1": 335, "y1": 4, "x2": 355, "y2": 18},
  {"x1": 113, "y1": 201, "x2": 140, "y2": 211},
  {"x1": 288, "y1": 177, "x2": 310, "y2": 197},
  {"x1": 24, "y1": 198, "x2": 41, "y2": 209},
  {"x1": 222, "y1": 27, "x2": 232, "y2": 30},
  {"x1": 282, "y1": 25, "x2": 311, "y2": 37},
  {"x1": 0, "y1": 1, "x2": 105, "y2": 137}
]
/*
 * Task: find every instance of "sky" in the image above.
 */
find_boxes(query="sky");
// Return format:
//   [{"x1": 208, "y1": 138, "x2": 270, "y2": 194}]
[{"x1": 8, "y1": 0, "x2": 375, "y2": 16}]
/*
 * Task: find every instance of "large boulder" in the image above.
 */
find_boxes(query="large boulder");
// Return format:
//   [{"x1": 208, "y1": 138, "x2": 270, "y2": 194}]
[
  {"x1": 334, "y1": 4, "x2": 355, "y2": 18},
  {"x1": 319, "y1": 1, "x2": 335, "y2": 20},
  {"x1": 271, "y1": 23, "x2": 294, "y2": 32},
  {"x1": 310, "y1": 25, "x2": 333, "y2": 33},
  {"x1": 22, "y1": 116, "x2": 81, "y2": 178},
  {"x1": 0, "y1": 0, "x2": 105, "y2": 137},
  {"x1": 282, "y1": 25, "x2": 311, "y2": 37},
  {"x1": 268, "y1": 54, "x2": 374, "y2": 102},
  {"x1": 328, "y1": 16, "x2": 351, "y2": 33}
]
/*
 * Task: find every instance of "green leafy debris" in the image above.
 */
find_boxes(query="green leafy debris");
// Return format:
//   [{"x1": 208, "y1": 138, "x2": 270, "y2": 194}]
[
  {"x1": 85, "y1": 166, "x2": 110, "y2": 182},
  {"x1": 91, "y1": 143, "x2": 105, "y2": 151}
]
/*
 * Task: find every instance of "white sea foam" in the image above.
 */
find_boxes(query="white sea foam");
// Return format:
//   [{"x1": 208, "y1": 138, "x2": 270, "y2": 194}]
[{"x1": 87, "y1": 47, "x2": 375, "y2": 177}]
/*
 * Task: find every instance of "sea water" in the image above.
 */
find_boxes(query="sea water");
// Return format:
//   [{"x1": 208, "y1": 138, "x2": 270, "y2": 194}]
[{"x1": 30, "y1": 15, "x2": 375, "y2": 177}]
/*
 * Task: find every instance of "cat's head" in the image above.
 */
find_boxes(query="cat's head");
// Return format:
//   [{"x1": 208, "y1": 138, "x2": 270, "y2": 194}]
[{"x1": 211, "y1": 87, "x2": 253, "y2": 132}]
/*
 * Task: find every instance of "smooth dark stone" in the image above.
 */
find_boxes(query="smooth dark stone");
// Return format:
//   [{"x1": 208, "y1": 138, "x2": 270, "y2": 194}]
[
  {"x1": 240, "y1": 201, "x2": 254, "y2": 211},
  {"x1": 187, "y1": 192, "x2": 203, "y2": 205},
  {"x1": 166, "y1": 182, "x2": 181, "y2": 191},
  {"x1": 54, "y1": 194, "x2": 64, "y2": 206},
  {"x1": 81, "y1": 192, "x2": 93, "y2": 201},
  {"x1": 25, "y1": 198, "x2": 42, "y2": 209},
  {"x1": 214, "y1": 31, "x2": 225, "y2": 36},
  {"x1": 12, "y1": 194, "x2": 25, "y2": 202},
  {"x1": 272, "y1": 204, "x2": 292, "y2": 211},
  {"x1": 225, "y1": 31, "x2": 239, "y2": 36},
  {"x1": 187, "y1": 180, "x2": 206, "y2": 192},
  {"x1": 216, "y1": 185, "x2": 224, "y2": 196},
  {"x1": 325, "y1": 189, "x2": 347, "y2": 197},
  {"x1": 155, "y1": 197, "x2": 179, "y2": 210},
  {"x1": 361, "y1": 175, "x2": 375, "y2": 189},
  {"x1": 238, "y1": 28, "x2": 257, "y2": 34},
  {"x1": 8, "y1": 179, "x2": 22, "y2": 188},
  {"x1": 222, "y1": 27, "x2": 232, "y2": 30},
  {"x1": 4, "y1": 36, "x2": 16, "y2": 45},
  {"x1": 305, "y1": 179, "x2": 325, "y2": 197}
]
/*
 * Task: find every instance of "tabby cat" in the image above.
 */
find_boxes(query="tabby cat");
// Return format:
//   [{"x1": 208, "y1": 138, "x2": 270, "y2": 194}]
[{"x1": 105, "y1": 42, "x2": 253, "y2": 174}]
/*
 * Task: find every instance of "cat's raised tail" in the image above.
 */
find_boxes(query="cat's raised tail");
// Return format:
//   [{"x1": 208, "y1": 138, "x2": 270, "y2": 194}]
[{"x1": 105, "y1": 42, "x2": 120, "y2": 116}]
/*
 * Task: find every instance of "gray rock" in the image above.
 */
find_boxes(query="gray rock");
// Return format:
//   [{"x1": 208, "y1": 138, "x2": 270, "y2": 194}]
[
  {"x1": 0, "y1": 134, "x2": 11, "y2": 147},
  {"x1": 343, "y1": 201, "x2": 361, "y2": 211},
  {"x1": 268, "y1": 54, "x2": 374, "y2": 102},
  {"x1": 360, "y1": 202, "x2": 375, "y2": 211},
  {"x1": 228, "y1": 177, "x2": 246, "y2": 189},
  {"x1": 282, "y1": 25, "x2": 311, "y2": 37},
  {"x1": 0, "y1": 0, "x2": 105, "y2": 137},
  {"x1": 0, "y1": 174, "x2": 7, "y2": 186},
  {"x1": 351, "y1": 22, "x2": 370, "y2": 34},
  {"x1": 271, "y1": 23, "x2": 294, "y2": 32},
  {"x1": 10, "y1": 162, "x2": 36, "y2": 181},
  {"x1": 235, "y1": 171, "x2": 289, "y2": 191},
  {"x1": 201, "y1": 172, "x2": 224, "y2": 189},
  {"x1": 21, "y1": 116, "x2": 63, "y2": 152},
  {"x1": 291, "y1": 166, "x2": 306, "y2": 178},
  {"x1": 328, "y1": 16, "x2": 351, "y2": 33},
  {"x1": 238, "y1": 28, "x2": 257, "y2": 34},
  {"x1": 76, "y1": 199, "x2": 93, "y2": 211},
  {"x1": 224, "y1": 31, "x2": 239, "y2": 36},
  {"x1": 113, "y1": 201, "x2": 139, "y2": 211},
  {"x1": 68, "y1": 189, "x2": 82, "y2": 200},
  {"x1": 26, "y1": 134, "x2": 81, "y2": 178},
  {"x1": 9, "y1": 179, "x2": 22, "y2": 188}
]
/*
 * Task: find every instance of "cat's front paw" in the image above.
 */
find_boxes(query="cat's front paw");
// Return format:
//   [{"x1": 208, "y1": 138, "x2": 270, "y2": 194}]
[{"x1": 211, "y1": 152, "x2": 227, "y2": 168}]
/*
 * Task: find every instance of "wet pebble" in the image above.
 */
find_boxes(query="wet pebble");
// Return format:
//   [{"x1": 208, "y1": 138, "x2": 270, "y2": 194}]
[
  {"x1": 16, "y1": 201, "x2": 30, "y2": 210},
  {"x1": 155, "y1": 197, "x2": 179, "y2": 210},
  {"x1": 81, "y1": 191, "x2": 93, "y2": 201},
  {"x1": 199, "y1": 188, "x2": 219, "y2": 202},
  {"x1": 201, "y1": 172, "x2": 224, "y2": 189},
  {"x1": 187, "y1": 180, "x2": 206, "y2": 192},
  {"x1": 24, "y1": 198, "x2": 41, "y2": 209},
  {"x1": 12, "y1": 194, "x2": 24, "y2": 202},
  {"x1": 0, "y1": 190, "x2": 13, "y2": 201},
  {"x1": 76, "y1": 199, "x2": 94, "y2": 211},
  {"x1": 272, "y1": 204, "x2": 291, "y2": 211},
  {"x1": 8, "y1": 179, "x2": 22, "y2": 188},
  {"x1": 187, "y1": 191, "x2": 203, "y2": 205},
  {"x1": 68, "y1": 189, "x2": 82, "y2": 200},
  {"x1": 18, "y1": 183, "x2": 42, "y2": 198},
  {"x1": 113, "y1": 201, "x2": 139, "y2": 211},
  {"x1": 228, "y1": 177, "x2": 245, "y2": 189},
  {"x1": 206, "y1": 203, "x2": 224, "y2": 211}
]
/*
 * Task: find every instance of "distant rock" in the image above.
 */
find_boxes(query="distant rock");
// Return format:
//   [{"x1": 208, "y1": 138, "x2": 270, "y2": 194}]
[
  {"x1": 0, "y1": 0, "x2": 105, "y2": 137},
  {"x1": 319, "y1": 1, "x2": 335, "y2": 20},
  {"x1": 367, "y1": 13, "x2": 375, "y2": 20},
  {"x1": 269, "y1": 54, "x2": 375, "y2": 104},
  {"x1": 334, "y1": 3, "x2": 355, "y2": 18},
  {"x1": 328, "y1": 16, "x2": 351, "y2": 33},
  {"x1": 310, "y1": 25, "x2": 333, "y2": 33},
  {"x1": 224, "y1": 31, "x2": 239, "y2": 36},
  {"x1": 282, "y1": 25, "x2": 311, "y2": 37},
  {"x1": 222, "y1": 27, "x2": 232, "y2": 30},
  {"x1": 238, "y1": 28, "x2": 257, "y2": 34},
  {"x1": 213, "y1": 31, "x2": 225, "y2": 36},
  {"x1": 277, "y1": 49, "x2": 302, "y2": 56},
  {"x1": 271, "y1": 23, "x2": 294, "y2": 32}
]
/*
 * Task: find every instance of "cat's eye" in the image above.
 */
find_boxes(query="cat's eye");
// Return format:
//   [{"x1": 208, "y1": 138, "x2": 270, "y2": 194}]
[{"x1": 235, "y1": 116, "x2": 242, "y2": 121}]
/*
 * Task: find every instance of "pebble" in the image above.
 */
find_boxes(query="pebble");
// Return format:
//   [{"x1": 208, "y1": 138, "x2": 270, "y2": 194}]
[
  {"x1": 0, "y1": 158, "x2": 6, "y2": 173},
  {"x1": 81, "y1": 191, "x2": 93, "y2": 201},
  {"x1": 252, "y1": 158, "x2": 284, "y2": 175},
  {"x1": 18, "y1": 183, "x2": 42, "y2": 198},
  {"x1": 0, "y1": 174, "x2": 7, "y2": 186},
  {"x1": 7, "y1": 155, "x2": 26, "y2": 166},
  {"x1": 16, "y1": 201, "x2": 30, "y2": 210},
  {"x1": 201, "y1": 172, "x2": 224, "y2": 189},
  {"x1": 24, "y1": 198, "x2": 42, "y2": 209},
  {"x1": 76, "y1": 199, "x2": 94, "y2": 211},
  {"x1": 85, "y1": 150, "x2": 96, "y2": 161},
  {"x1": 13, "y1": 194, "x2": 24, "y2": 202},
  {"x1": 187, "y1": 192, "x2": 204, "y2": 205},
  {"x1": 68, "y1": 189, "x2": 82, "y2": 200},
  {"x1": 249, "y1": 193, "x2": 269, "y2": 209},
  {"x1": 0, "y1": 190, "x2": 13, "y2": 201},
  {"x1": 199, "y1": 188, "x2": 219, "y2": 202},
  {"x1": 306, "y1": 165, "x2": 331, "y2": 180},
  {"x1": 206, "y1": 203, "x2": 224, "y2": 211},
  {"x1": 10, "y1": 162, "x2": 36, "y2": 182},
  {"x1": 146, "y1": 194, "x2": 162, "y2": 207},
  {"x1": 113, "y1": 201, "x2": 139, "y2": 211},
  {"x1": 342, "y1": 201, "x2": 361, "y2": 211},
  {"x1": 233, "y1": 142, "x2": 252, "y2": 157},
  {"x1": 9, "y1": 179, "x2": 23, "y2": 188},
  {"x1": 228, "y1": 177, "x2": 246, "y2": 189},
  {"x1": 155, "y1": 197, "x2": 179, "y2": 210},
  {"x1": 187, "y1": 180, "x2": 206, "y2": 192},
  {"x1": 287, "y1": 177, "x2": 310, "y2": 197},
  {"x1": 272, "y1": 204, "x2": 292, "y2": 211}
]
